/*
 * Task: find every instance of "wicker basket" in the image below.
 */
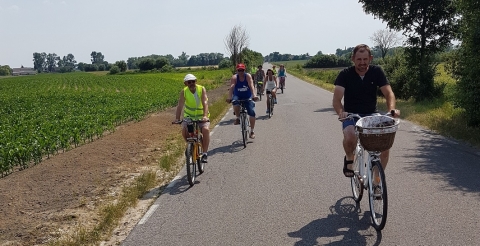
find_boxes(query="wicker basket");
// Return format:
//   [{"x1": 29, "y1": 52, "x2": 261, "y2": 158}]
[{"x1": 355, "y1": 115, "x2": 399, "y2": 152}]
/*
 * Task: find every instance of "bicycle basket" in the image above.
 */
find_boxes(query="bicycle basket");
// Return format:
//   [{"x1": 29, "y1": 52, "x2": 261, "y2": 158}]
[{"x1": 355, "y1": 115, "x2": 399, "y2": 152}]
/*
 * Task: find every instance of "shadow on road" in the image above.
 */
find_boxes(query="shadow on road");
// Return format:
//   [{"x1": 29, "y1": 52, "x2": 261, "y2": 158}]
[
  {"x1": 288, "y1": 197, "x2": 382, "y2": 246},
  {"x1": 403, "y1": 128, "x2": 480, "y2": 196},
  {"x1": 314, "y1": 107, "x2": 335, "y2": 113}
]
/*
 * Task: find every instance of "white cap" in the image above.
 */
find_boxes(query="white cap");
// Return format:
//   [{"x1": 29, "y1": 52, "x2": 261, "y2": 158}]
[{"x1": 184, "y1": 74, "x2": 197, "y2": 81}]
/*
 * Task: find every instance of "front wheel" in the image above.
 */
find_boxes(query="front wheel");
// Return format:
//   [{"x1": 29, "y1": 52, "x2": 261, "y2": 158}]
[
  {"x1": 197, "y1": 140, "x2": 205, "y2": 174},
  {"x1": 369, "y1": 160, "x2": 388, "y2": 230},
  {"x1": 351, "y1": 155, "x2": 364, "y2": 203},
  {"x1": 185, "y1": 143, "x2": 196, "y2": 186},
  {"x1": 241, "y1": 113, "x2": 248, "y2": 148}
]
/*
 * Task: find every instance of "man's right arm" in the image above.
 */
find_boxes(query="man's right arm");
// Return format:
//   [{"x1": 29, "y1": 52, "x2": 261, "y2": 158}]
[
  {"x1": 175, "y1": 90, "x2": 185, "y2": 121},
  {"x1": 333, "y1": 86, "x2": 346, "y2": 118},
  {"x1": 227, "y1": 76, "x2": 235, "y2": 102}
]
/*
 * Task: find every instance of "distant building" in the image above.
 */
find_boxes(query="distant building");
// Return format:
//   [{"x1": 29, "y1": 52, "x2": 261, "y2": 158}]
[{"x1": 12, "y1": 67, "x2": 37, "y2": 76}]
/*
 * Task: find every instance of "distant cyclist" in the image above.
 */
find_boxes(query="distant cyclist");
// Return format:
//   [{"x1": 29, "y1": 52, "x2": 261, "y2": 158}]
[
  {"x1": 278, "y1": 64, "x2": 287, "y2": 89},
  {"x1": 263, "y1": 69, "x2": 278, "y2": 114},
  {"x1": 226, "y1": 63, "x2": 259, "y2": 139},
  {"x1": 173, "y1": 73, "x2": 210, "y2": 163},
  {"x1": 254, "y1": 65, "x2": 265, "y2": 94},
  {"x1": 272, "y1": 65, "x2": 277, "y2": 75}
]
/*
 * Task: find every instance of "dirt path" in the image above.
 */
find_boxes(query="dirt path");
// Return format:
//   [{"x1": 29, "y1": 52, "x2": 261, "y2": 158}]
[{"x1": 0, "y1": 83, "x2": 230, "y2": 246}]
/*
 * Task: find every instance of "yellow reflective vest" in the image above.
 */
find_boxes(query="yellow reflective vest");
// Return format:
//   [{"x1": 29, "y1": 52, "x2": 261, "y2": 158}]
[{"x1": 183, "y1": 85, "x2": 209, "y2": 120}]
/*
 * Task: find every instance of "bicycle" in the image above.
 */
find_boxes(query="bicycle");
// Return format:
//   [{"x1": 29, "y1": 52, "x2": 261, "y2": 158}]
[
  {"x1": 339, "y1": 111, "x2": 399, "y2": 231},
  {"x1": 256, "y1": 82, "x2": 263, "y2": 101},
  {"x1": 278, "y1": 76, "x2": 286, "y2": 94},
  {"x1": 231, "y1": 99, "x2": 252, "y2": 148},
  {"x1": 266, "y1": 90, "x2": 275, "y2": 118},
  {"x1": 172, "y1": 118, "x2": 208, "y2": 186}
]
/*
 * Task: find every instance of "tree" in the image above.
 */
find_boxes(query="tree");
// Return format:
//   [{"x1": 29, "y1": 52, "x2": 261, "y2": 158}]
[
  {"x1": 90, "y1": 51, "x2": 105, "y2": 64},
  {"x1": 359, "y1": 0, "x2": 458, "y2": 101},
  {"x1": 46, "y1": 53, "x2": 58, "y2": 72},
  {"x1": 33, "y1": 52, "x2": 47, "y2": 72},
  {"x1": 370, "y1": 29, "x2": 402, "y2": 59},
  {"x1": 114, "y1": 60, "x2": 127, "y2": 72},
  {"x1": 0, "y1": 65, "x2": 11, "y2": 76},
  {"x1": 452, "y1": 0, "x2": 480, "y2": 126},
  {"x1": 224, "y1": 24, "x2": 249, "y2": 66}
]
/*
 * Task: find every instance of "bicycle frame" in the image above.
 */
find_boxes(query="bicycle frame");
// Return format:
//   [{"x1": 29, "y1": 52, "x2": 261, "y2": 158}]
[{"x1": 354, "y1": 141, "x2": 381, "y2": 195}]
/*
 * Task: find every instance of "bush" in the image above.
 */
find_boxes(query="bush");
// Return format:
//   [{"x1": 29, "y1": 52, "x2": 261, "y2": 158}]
[
  {"x1": 160, "y1": 64, "x2": 174, "y2": 73},
  {"x1": 109, "y1": 66, "x2": 120, "y2": 74},
  {"x1": 218, "y1": 59, "x2": 232, "y2": 69}
]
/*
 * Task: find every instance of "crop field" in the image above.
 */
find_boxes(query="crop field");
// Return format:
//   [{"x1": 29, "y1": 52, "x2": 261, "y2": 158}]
[{"x1": 0, "y1": 70, "x2": 231, "y2": 176}]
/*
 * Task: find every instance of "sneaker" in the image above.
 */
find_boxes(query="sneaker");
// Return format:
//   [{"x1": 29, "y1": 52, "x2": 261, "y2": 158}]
[
  {"x1": 266, "y1": 110, "x2": 270, "y2": 114},
  {"x1": 249, "y1": 131, "x2": 255, "y2": 139},
  {"x1": 234, "y1": 118, "x2": 240, "y2": 125},
  {"x1": 201, "y1": 153, "x2": 208, "y2": 163},
  {"x1": 274, "y1": 99, "x2": 277, "y2": 104}
]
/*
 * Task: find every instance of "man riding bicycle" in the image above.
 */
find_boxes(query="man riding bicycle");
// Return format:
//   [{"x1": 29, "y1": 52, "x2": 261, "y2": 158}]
[
  {"x1": 254, "y1": 65, "x2": 265, "y2": 95},
  {"x1": 227, "y1": 63, "x2": 259, "y2": 139},
  {"x1": 173, "y1": 73, "x2": 210, "y2": 163},
  {"x1": 332, "y1": 44, "x2": 400, "y2": 178}
]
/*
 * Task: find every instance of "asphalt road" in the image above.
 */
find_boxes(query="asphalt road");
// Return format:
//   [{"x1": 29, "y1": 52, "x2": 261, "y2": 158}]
[{"x1": 122, "y1": 64, "x2": 480, "y2": 246}]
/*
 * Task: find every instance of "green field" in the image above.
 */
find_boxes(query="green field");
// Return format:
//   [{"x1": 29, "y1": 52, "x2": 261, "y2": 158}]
[{"x1": 0, "y1": 70, "x2": 231, "y2": 176}]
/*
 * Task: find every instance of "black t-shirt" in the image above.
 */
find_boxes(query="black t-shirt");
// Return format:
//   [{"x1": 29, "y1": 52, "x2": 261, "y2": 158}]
[{"x1": 334, "y1": 65, "x2": 389, "y2": 114}]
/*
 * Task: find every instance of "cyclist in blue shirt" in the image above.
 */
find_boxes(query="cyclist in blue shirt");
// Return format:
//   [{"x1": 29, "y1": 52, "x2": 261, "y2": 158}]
[{"x1": 226, "y1": 63, "x2": 259, "y2": 139}]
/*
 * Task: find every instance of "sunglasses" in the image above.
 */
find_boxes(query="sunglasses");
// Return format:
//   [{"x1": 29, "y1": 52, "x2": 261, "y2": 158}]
[
  {"x1": 186, "y1": 80, "x2": 196, "y2": 84},
  {"x1": 237, "y1": 69, "x2": 245, "y2": 72}
]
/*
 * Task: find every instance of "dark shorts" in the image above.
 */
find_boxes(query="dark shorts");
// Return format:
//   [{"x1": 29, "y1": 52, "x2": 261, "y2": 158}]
[
  {"x1": 342, "y1": 113, "x2": 379, "y2": 130},
  {"x1": 232, "y1": 96, "x2": 256, "y2": 117}
]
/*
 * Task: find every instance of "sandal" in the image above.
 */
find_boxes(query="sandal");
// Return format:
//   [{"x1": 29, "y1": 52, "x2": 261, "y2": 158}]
[{"x1": 343, "y1": 156, "x2": 354, "y2": 177}]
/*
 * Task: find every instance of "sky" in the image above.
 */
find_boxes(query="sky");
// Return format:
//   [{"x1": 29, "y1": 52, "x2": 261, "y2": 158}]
[{"x1": 0, "y1": 0, "x2": 392, "y2": 68}]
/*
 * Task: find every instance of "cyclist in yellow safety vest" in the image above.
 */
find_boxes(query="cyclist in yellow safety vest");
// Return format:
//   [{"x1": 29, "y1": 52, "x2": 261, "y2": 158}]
[{"x1": 174, "y1": 74, "x2": 210, "y2": 163}]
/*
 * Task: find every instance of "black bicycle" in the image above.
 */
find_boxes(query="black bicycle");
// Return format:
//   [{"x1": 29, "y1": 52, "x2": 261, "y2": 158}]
[
  {"x1": 266, "y1": 90, "x2": 275, "y2": 118},
  {"x1": 256, "y1": 82, "x2": 263, "y2": 101},
  {"x1": 231, "y1": 99, "x2": 251, "y2": 148},
  {"x1": 172, "y1": 118, "x2": 208, "y2": 186}
]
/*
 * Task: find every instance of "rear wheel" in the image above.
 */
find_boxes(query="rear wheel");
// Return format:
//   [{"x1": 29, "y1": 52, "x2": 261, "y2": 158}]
[
  {"x1": 369, "y1": 160, "x2": 388, "y2": 230},
  {"x1": 257, "y1": 86, "x2": 262, "y2": 101},
  {"x1": 185, "y1": 143, "x2": 196, "y2": 186},
  {"x1": 351, "y1": 153, "x2": 364, "y2": 203}
]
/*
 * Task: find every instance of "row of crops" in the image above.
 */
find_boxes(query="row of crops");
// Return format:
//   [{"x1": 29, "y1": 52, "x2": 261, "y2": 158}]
[{"x1": 0, "y1": 70, "x2": 231, "y2": 176}]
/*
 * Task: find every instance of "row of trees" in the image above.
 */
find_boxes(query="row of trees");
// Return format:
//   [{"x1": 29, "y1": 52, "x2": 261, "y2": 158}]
[
  {"x1": 125, "y1": 52, "x2": 224, "y2": 70},
  {"x1": 264, "y1": 52, "x2": 311, "y2": 62},
  {"x1": 33, "y1": 52, "x2": 77, "y2": 73}
]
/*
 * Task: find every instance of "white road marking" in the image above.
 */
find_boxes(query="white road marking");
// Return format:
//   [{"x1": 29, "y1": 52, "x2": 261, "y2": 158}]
[{"x1": 138, "y1": 204, "x2": 159, "y2": 225}]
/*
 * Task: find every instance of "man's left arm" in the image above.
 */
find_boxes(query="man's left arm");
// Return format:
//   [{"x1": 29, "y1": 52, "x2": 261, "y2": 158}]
[
  {"x1": 380, "y1": 85, "x2": 397, "y2": 113},
  {"x1": 247, "y1": 74, "x2": 257, "y2": 97},
  {"x1": 201, "y1": 87, "x2": 209, "y2": 120}
]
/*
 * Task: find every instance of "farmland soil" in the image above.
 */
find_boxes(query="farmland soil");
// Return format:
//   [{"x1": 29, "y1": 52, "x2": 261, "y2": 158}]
[{"x1": 0, "y1": 83, "x2": 230, "y2": 246}]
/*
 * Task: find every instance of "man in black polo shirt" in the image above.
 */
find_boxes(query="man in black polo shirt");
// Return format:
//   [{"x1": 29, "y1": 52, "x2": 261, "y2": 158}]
[{"x1": 332, "y1": 44, "x2": 400, "y2": 178}]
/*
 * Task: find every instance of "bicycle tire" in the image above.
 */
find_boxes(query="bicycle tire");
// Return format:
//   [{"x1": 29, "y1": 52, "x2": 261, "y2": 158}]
[
  {"x1": 270, "y1": 95, "x2": 274, "y2": 118},
  {"x1": 197, "y1": 137, "x2": 205, "y2": 174},
  {"x1": 241, "y1": 112, "x2": 247, "y2": 148},
  {"x1": 351, "y1": 150, "x2": 364, "y2": 202},
  {"x1": 257, "y1": 87, "x2": 262, "y2": 101},
  {"x1": 369, "y1": 160, "x2": 388, "y2": 230},
  {"x1": 185, "y1": 143, "x2": 196, "y2": 186}
]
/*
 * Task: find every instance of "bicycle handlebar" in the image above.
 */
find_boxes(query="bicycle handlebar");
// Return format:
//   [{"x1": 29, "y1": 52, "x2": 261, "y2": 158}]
[
  {"x1": 338, "y1": 110, "x2": 396, "y2": 122},
  {"x1": 172, "y1": 119, "x2": 210, "y2": 124}
]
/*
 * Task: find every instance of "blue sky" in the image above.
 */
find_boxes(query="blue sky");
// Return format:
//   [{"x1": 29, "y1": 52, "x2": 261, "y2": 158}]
[{"x1": 0, "y1": 0, "x2": 392, "y2": 67}]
